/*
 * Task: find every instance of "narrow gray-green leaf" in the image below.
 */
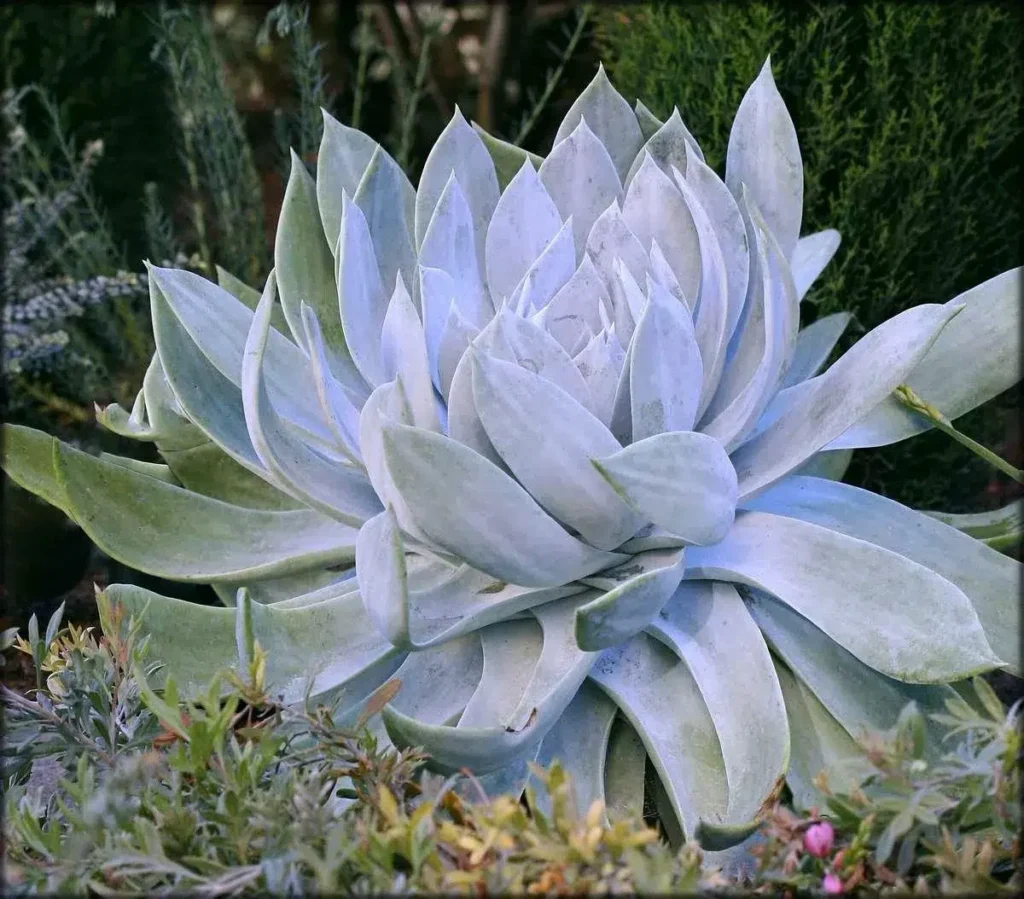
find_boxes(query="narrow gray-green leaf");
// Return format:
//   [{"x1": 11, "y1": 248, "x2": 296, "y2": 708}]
[
  {"x1": 317, "y1": 111, "x2": 378, "y2": 251},
  {"x1": 779, "y1": 312, "x2": 851, "y2": 389},
  {"x1": 471, "y1": 121, "x2": 545, "y2": 189},
  {"x1": 791, "y1": 230, "x2": 841, "y2": 301}
]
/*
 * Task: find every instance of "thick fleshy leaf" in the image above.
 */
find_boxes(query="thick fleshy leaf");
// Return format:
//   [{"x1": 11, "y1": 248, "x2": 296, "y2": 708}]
[
  {"x1": 791, "y1": 230, "x2": 841, "y2": 301},
  {"x1": 242, "y1": 274, "x2": 382, "y2": 526},
  {"x1": 355, "y1": 507, "x2": 408, "y2": 646},
  {"x1": 590, "y1": 633, "x2": 728, "y2": 840},
  {"x1": 553, "y1": 64, "x2": 643, "y2": 184},
  {"x1": 623, "y1": 108, "x2": 702, "y2": 189},
  {"x1": 629, "y1": 279, "x2": 704, "y2": 440},
  {"x1": 216, "y1": 265, "x2": 290, "y2": 334},
  {"x1": 535, "y1": 255, "x2": 609, "y2": 353},
  {"x1": 507, "y1": 218, "x2": 576, "y2": 316},
  {"x1": 276, "y1": 151, "x2": 340, "y2": 349},
  {"x1": 472, "y1": 352, "x2": 641, "y2": 550},
  {"x1": 732, "y1": 302, "x2": 963, "y2": 501},
  {"x1": 725, "y1": 57, "x2": 802, "y2": 260},
  {"x1": 104, "y1": 583, "x2": 402, "y2": 704},
  {"x1": 540, "y1": 119, "x2": 623, "y2": 259},
  {"x1": 51, "y1": 439, "x2": 356, "y2": 582},
  {"x1": 830, "y1": 268, "x2": 1022, "y2": 450},
  {"x1": 779, "y1": 312, "x2": 851, "y2": 389},
  {"x1": 747, "y1": 590, "x2": 957, "y2": 754},
  {"x1": 925, "y1": 500, "x2": 1022, "y2": 554},
  {"x1": 633, "y1": 99, "x2": 663, "y2": 142},
  {"x1": 773, "y1": 659, "x2": 873, "y2": 811},
  {"x1": 2, "y1": 424, "x2": 74, "y2": 519},
  {"x1": 575, "y1": 548, "x2": 685, "y2": 651},
  {"x1": 380, "y1": 276, "x2": 440, "y2": 432},
  {"x1": 471, "y1": 121, "x2": 545, "y2": 189},
  {"x1": 792, "y1": 449, "x2": 852, "y2": 481},
  {"x1": 418, "y1": 266, "x2": 456, "y2": 391},
  {"x1": 436, "y1": 304, "x2": 480, "y2": 404},
  {"x1": 746, "y1": 476, "x2": 1022, "y2": 674},
  {"x1": 382, "y1": 424, "x2": 626, "y2": 587},
  {"x1": 485, "y1": 161, "x2": 564, "y2": 301},
  {"x1": 419, "y1": 173, "x2": 493, "y2": 329},
  {"x1": 414, "y1": 107, "x2": 499, "y2": 272},
  {"x1": 585, "y1": 202, "x2": 651, "y2": 296},
  {"x1": 622, "y1": 154, "x2": 701, "y2": 301},
  {"x1": 649, "y1": 582, "x2": 788, "y2": 823},
  {"x1": 354, "y1": 144, "x2": 418, "y2": 305},
  {"x1": 593, "y1": 431, "x2": 737, "y2": 546},
  {"x1": 317, "y1": 111, "x2": 378, "y2": 251},
  {"x1": 685, "y1": 510, "x2": 999, "y2": 682},
  {"x1": 602, "y1": 714, "x2": 648, "y2": 821},
  {"x1": 573, "y1": 329, "x2": 626, "y2": 427}
]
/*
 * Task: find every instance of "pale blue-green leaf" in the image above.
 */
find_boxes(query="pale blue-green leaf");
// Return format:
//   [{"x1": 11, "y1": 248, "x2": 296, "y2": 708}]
[
  {"x1": 590, "y1": 633, "x2": 728, "y2": 840},
  {"x1": 380, "y1": 275, "x2": 440, "y2": 432},
  {"x1": 242, "y1": 274, "x2": 382, "y2": 526},
  {"x1": 603, "y1": 714, "x2": 647, "y2": 822},
  {"x1": 355, "y1": 507, "x2": 408, "y2": 645},
  {"x1": 436, "y1": 302, "x2": 479, "y2": 403},
  {"x1": 485, "y1": 160, "x2": 563, "y2": 301},
  {"x1": 585, "y1": 201, "x2": 651, "y2": 299},
  {"x1": 540, "y1": 119, "x2": 623, "y2": 259},
  {"x1": 506, "y1": 217, "x2": 576, "y2": 315},
  {"x1": 317, "y1": 111, "x2": 378, "y2": 251},
  {"x1": 354, "y1": 143, "x2": 418, "y2": 306},
  {"x1": 593, "y1": 431, "x2": 736, "y2": 546},
  {"x1": 649, "y1": 581, "x2": 788, "y2": 823},
  {"x1": 2, "y1": 424, "x2": 74, "y2": 519},
  {"x1": 773, "y1": 659, "x2": 873, "y2": 812},
  {"x1": 472, "y1": 352, "x2": 641, "y2": 549},
  {"x1": 216, "y1": 264, "x2": 291, "y2": 334},
  {"x1": 686, "y1": 510, "x2": 999, "y2": 682},
  {"x1": 791, "y1": 230, "x2": 841, "y2": 301},
  {"x1": 925, "y1": 500, "x2": 1022, "y2": 552},
  {"x1": 622, "y1": 153, "x2": 700, "y2": 300},
  {"x1": 95, "y1": 397, "x2": 159, "y2": 443},
  {"x1": 573, "y1": 328, "x2": 626, "y2": 427},
  {"x1": 419, "y1": 172, "x2": 493, "y2": 329},
  {"x1": 681, "y1": 141, "x2": 748, "y2": 345},
  {"x1": 633, "y1": 99, "x2": 663, "y2": 142},
  {"x1": 747, "y1": 590, "x2": 957, "y2": 756},
  {"x1": 732, "y1": 302, "x2": 963, "y2": 501},
  {"x1": 575, "y1": 548, "x2": 685, "y2": 651},
  {"x1": 534, "y1": 255, "x2": 609, "y2": 353},
  {"x1": 227, "y1": 567, "x2": 355, "y2": 607},
  {"x1": 415, "y1": 107, "x2": 499, "y2": 272},
  {"x1": 648, "y1": 237, "x2": 689, "y2": 308},
  {"x1": 276, "y1": 151, "x2": 340, "y2": 349},
  {"x1": 623, "y1": 108, "x2": 702, "y2": 189},
  {"x1": 725, "y1": 57, "x2": 803, "y2": 260},
  {"x1": 829, "y1": 268, "x2": 1022, "y2": 450},
  {"x1": 418, "y1": 265, "x2": 456, "y2": 392},
  {"x1": 99, "y1": 454, "x2": 174, "y2": 483},
  {"x1": 779, "y1": 312, "x2": 851, "y2": 389},
  {"x1": 608, "y1": 334, "x2": 635, "y2": 445},
  {"x1": 630, "y1": 278, "x2": 704, "y2": 440},
  {"x1": 382, "y1": 424, "x2": 627, "y2": 587},
  {"x1": 746, "y1": 476, "x2": 1022, "y2": 674},
  {"x1": 553, "y1": 64, "x2": 643, "y2": 183},
  {"x1": 471, "y1": 121, "x2": 545, "y2": 189},
  {"x1": 792, "y1": 449, "x2": 852, "y2": 481},
  {"x1": 54, "y1": 441, "x2": 357, "y2": 582}
]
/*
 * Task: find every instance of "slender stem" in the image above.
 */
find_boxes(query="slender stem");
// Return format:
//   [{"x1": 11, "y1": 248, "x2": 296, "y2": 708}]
[
  {"x1": 397, "y1": 29, "x2": 433, "y2": 171},
  {"x1": 893, "y1": 384, "x2": 1023, "y2": 483},
  {"x1": 350, "y1": 6, "x2": 373, "y2": 130},
  {"x1": 19, "y1": 381, "x2": 92, "y2": 423}
]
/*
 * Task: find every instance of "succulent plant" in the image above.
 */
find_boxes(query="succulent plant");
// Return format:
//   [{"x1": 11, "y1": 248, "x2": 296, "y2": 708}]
[{"x1": 4, "y1": 59, "x2": 1020, "y2": 849}]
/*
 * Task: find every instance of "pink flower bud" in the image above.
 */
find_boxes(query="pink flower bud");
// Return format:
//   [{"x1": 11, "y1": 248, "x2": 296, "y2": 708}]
[
  {"x1": 803, "y1": 819, "x2": 835, "y2": 858},
  {"x1": 822, "y1": 872, "x2": 843, "y2": 894}
]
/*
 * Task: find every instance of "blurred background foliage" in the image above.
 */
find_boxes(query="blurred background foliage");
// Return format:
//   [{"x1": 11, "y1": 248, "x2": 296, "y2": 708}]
[{"x1": 1, "y1": 1, "x2": 1020, "y2": 621}]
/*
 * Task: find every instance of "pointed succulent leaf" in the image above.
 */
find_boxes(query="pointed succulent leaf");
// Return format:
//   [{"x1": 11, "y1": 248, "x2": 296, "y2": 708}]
[
  {"x1": 2, "y1": 424, "x2": 74, "y2": 519},
  {"x1": 925, "y1": 500, "x2": 1023, "y2": 554},
  {"x1": 381, "y1": 424, "x2": 627, "y2": 587},
  {"x1": 355, "y1": 506, "x2": 409, "y2": 646},
  {"x1": 686, "y1": 510, "x2": 999, "y2": 682},
  {"x1": 535, "y1": 255, "x2": 610, "y2": 353},
  {"x1": 779, "y1": 312, "x2": 851, "y2": 389},
  {"x1": 792, "y1": 449, "x2": 852, "y2": 482},
  {"x1": 418, "y1": 266, "x2": 456, "y2": 391},
  {"x1": 649, "y1": 582, "x2": 789, "y2": 823},
  {"x1": 573, "y1": 329, "x2": 626, "y2": 427},
  {"x1": 507, "y1": 217, "x2": 576, "y2": 315},
  {"x1": 471, "y1": 121, "x2": 545, "y2": 189},
  {"x1": 540, "y1": 119, "x2": 623, "y2": 259},
  {"x1": 436, "y1": 303, "x2": 480, "y2": 403},
  {"x1": 791, "y1": 230, "x2": 841, "y2": 301},
  {"x1": 317, "y1": 111, "x2": 378, "y2": 250},
  {"x1": 216, "y1": 265, "x2": 290, "y2": 334},
  {"x1": 726, "y1": 57, "x2": 803, "y2": 260},
  {"x1": 633, "y1": 98, "x2": 663, "y2": 141},
  {"x1": 380, "y1": 275, "x2": 440, "y2": 432},
  {"x1": 585, "y1": 202, "x2": 651, "y2": 295},
  {"x1": 623, "y1": 108, "x2": 702, "y2": 189},
  {"x1": 830, "y1": 268, "x2": 1022, "y2": 450},
  {"x1": 593, "y1": 431, "x2": 737, "y2": 546}
]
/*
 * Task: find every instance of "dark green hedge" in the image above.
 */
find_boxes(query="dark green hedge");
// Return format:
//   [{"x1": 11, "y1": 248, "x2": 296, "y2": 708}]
[{"x1": 596, "y1": 1, "x2": 1022, "y2": 510}]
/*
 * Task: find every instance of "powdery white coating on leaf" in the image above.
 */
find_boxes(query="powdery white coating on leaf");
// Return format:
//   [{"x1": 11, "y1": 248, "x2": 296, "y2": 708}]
[
  {"x1": 791, "y1": 230, "x2": 841, "y2": 301},
  {"x1": 317, "y1": 111, "x2": 378, "y2": 253},
  {"x1": 623, "y1": 107, "x2": 702, "y2": 190}
]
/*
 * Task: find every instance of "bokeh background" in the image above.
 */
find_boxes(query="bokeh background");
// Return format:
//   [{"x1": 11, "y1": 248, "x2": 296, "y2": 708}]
[{"x1": 2, "y1": 2, "x2": 1021, "y2": 640}]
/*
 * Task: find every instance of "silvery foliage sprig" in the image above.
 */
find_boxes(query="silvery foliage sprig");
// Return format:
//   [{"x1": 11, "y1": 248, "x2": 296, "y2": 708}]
[{"x1": 3, "y1": 58, "x2": 1020, "y2": 850}]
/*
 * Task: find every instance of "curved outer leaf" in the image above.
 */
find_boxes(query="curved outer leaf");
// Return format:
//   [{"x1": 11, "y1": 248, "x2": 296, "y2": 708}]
[
  {"x1": 593, "y1": 431, "x2": 737, "y2": 546},
  {"x1": 418, "y1": 265, "x2": 457, "y2": 391},
  {"x1": 746, "y1": 476, "x2": 1022, "y2": 674},
  {"x1": 685, "y1": 510, "x2": 999, "y2": 683},
  {"x1": 830, "y1": 268, "x2": 1022, "y2": 450},
  {"x1": 380, "y1": 276, "x2": 440, "y2": 432},
  {"x1": 779, "y1": 312, "x2": 851, "y2": 389},
  {"x1": 590, "y1": 633, "x2": 728, "y2": 841},
  {"x1": 472, "y1": 352, "x2": 642, "y2": 550},
  {"x1": 602, "y1": 714, "x2": 648, "y2": 821},
  {"x1": 471, "y1": 121, "x2": 545, "y2": 189},
  {"x1": 52, "y1": 439, "x2": 357, "y2": 582},
  {"x1": 355, "y1": 507, "x2": 408, "y2": 646},
  {"x1": 540, "y1": 119, "x2": 623, "y2": 259},
  {"x1": 414, "y1": 107, "x2": 499, "y2": 273},
  {"x1": 216, "y1": 265, "x2": 290, "y2": 334},
  {"x1": 585, "y1": 202, "x2": 652, "y2": 300},
  {"x1": 747, "y1": 590, "x2": 957, "y2": 755},
  {"x1": 925, "y1": 500, "x2": 1022, "y2": 552},
  {"x1": 633, "y1": 99, "x2": 664, "y2": 142},
  {"x1": 732, "y1": 302, "x2": 963, "y2": 501},
  {"x1": 2, "y1": 424, "x2": 76, "y2": 519},
  {"x1": 242, "y1": 275, "x2": 382, "y2": 526},
  {"x1": 792, "y1": 449, "x2": 853, "y2": 482},
  {"x1": 649, "y1": 582, "x2": 788, "y2": 823},
  {"x1": 317, "y1": 111, "x2": 378, "y2": 251},
  {"x1": 507, "y1": 218, "x2": 576, "y2": 315},
  {"x1": 773, "y1": 658, "x2": 873, "y2": 812},
  {"x1": 485, "y1": 160, "x2": 564, "y2": 302},
  {"x1": 725, "y1": 57, "x2": 802, "y2": 261},
  {"x1": 575, "y1": 548, "x2": 686, "y2": 651},
  {"x1": 623, "y1": 108, "x2": 702, "y2": 189},
  {"x1": 630, "y1": 278, "x2": 704, "y2": 440},
  {"x1": 791, "y1": 230, "x2": 841, "y2": 301},
  {"x1": 536, "y1": 255, "x2": 609, "y2": 353},
  {"x1": 276, "y1": 151, "x2": 341, "y2": 350},
  {"x1": 552, "y1": 64, "x2": 644, "y2": 184},
  {"x1": 354, "y1": 144, "x2": 418, "y2": 305},
  {"x1": 381, "y1": 424, "x2": 627, "y2": 588}
]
